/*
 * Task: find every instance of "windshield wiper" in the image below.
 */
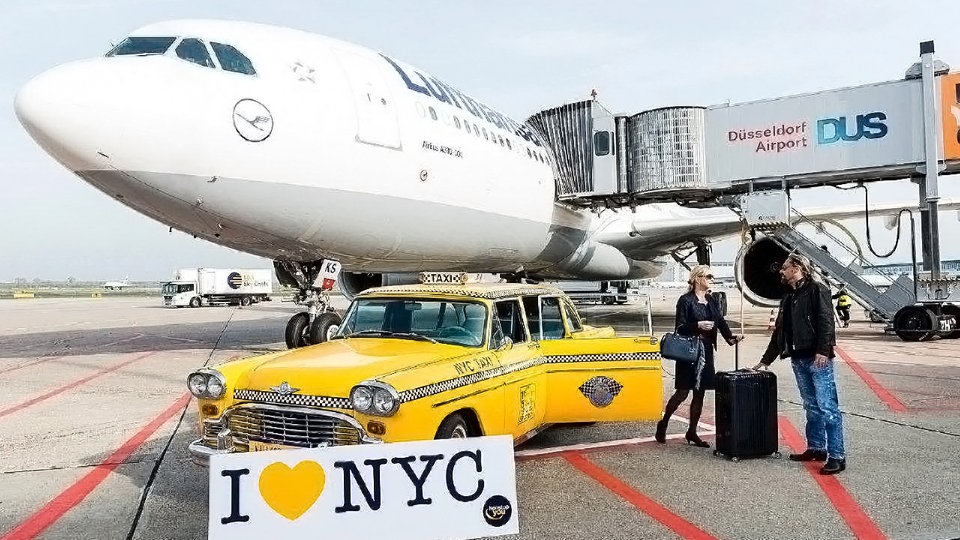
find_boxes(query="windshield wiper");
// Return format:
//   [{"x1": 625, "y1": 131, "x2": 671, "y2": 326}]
[{"x1": 336, "y1": 330, "x2": 437, "y2": 343}]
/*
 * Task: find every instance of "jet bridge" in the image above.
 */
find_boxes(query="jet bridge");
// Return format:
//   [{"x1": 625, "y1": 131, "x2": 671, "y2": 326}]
[{"x1": 526, "y1": 41, "x2": 960, "y2": 341}]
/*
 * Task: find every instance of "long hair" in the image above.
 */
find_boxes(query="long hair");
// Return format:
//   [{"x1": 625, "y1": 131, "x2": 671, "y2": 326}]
[
  {"x1": 687, "y1": 265, "x2": 711, "y2": 292},
  {"x1": 785, "y1": 253, "x2": 818, "y2": 282}
]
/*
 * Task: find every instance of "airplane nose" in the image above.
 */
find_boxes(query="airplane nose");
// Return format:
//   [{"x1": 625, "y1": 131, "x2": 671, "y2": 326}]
[{"x1": 15, "y1": 59, "x2": 120, "y2": 171}]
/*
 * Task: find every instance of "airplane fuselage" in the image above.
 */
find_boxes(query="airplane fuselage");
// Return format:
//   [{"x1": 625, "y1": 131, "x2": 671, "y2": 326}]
[{"x1": 15, "y1": 20, "x2": 666, "y2": 280}]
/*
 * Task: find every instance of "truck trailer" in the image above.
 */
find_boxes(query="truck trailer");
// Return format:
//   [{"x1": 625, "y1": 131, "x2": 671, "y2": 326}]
[{"x1": 161, "y1": 268, "x2": 273, "y2": 307}]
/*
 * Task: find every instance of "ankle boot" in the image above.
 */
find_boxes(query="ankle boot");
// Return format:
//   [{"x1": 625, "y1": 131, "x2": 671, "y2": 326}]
[
  {"x1": 655, "y1": 419, "x2": 667, "y2": 443},
  {"x1": 685, "y1": 431, "x2": 709, "y2": 448}
]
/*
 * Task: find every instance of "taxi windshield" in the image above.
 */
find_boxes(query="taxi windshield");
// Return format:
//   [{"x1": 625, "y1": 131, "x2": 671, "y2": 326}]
[
  {"x1": 106, "y1": 36, "x2": 176, "y2": 57},
  {"x1": 335, "y1": 298, "x2": 487, "y2": 347}
]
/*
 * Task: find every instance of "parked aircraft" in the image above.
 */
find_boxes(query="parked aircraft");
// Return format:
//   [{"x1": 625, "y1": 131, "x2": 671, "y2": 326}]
[
  {"x1": 13, "y1": 19, "x2": 955, "y2": 348},
  {"x1": 102, "y1": 278, "x2": 130, "y2": 290}
]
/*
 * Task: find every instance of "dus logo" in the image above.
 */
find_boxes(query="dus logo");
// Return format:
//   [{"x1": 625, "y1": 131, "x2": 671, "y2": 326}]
[{"x1": 817, "y1": 112, "x2": 888, "y2": 144}]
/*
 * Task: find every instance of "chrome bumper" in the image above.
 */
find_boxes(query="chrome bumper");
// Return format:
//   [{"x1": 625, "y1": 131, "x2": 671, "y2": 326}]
[
  {"x1": 189, "y1": 404, "x2": 382, "y2": 467},
  {"x1": 188, "y1": 439, "x2": 233, "y2": 467}
]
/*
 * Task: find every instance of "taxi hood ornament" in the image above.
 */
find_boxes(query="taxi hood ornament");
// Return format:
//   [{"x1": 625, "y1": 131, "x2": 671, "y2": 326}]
[{"x1": 270, "y1": 381, "x2": 300, "y2": 395}]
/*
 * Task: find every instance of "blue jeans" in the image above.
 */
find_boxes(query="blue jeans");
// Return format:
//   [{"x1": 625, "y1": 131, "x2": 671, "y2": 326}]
[{"x1": 791, "y1": 356, "x2": 845, "y2": 459}]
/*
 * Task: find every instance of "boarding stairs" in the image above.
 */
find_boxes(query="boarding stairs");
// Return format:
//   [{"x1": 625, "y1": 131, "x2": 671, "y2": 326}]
[{"x1": 764, "y1": 222, "x2": 915, "y2": 324}]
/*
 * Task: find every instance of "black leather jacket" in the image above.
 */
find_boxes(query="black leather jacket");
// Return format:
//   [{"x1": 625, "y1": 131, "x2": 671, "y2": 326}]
[
  {"x1": 761, "y1": 278, "x2": 835, "y2": 364},
  {"x1": 676, "y1": 291, "x2": 734, "y2": 350}
]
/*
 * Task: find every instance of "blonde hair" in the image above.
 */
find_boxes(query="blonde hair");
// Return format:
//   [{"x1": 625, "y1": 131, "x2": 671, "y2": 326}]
[
  {"x1": 785, "y1": 253, "x2": 816, "y2": 281},
  {"x1": 687, "y1": 265, "x2": 711, "y2": 292}
]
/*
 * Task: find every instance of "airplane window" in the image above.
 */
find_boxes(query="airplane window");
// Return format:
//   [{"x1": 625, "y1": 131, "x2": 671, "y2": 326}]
[
  {"x1": 106, "y1": 36, "x2": 176, "y2": 57},
  {"x1": 463, "y1": 120, "x2": 471, "y2": 132},
  {"x1": 454, "y1": 116, "x2": 461, "y2": 129},
  {"x1": 176, "y1": 38, "x2": 215, "y2": 68},
  {"x1": 211, "y1": 42, "x2": 257, "y2": 75},
  {"x1": 498, "y1": 135, "x2": 505, "y2": 147},
  {"x1": 429, "y1": 107, "x2": 438, "y2": 121},
  {"x1": 482, "y1": 128, "x2": 489, "y2": 140},
  {"x1": 473, "y1": 125, "x2": 480, "y2": 137},
  {"x1": 527, "y1": 148, "x2": 532, "y2": 158},
  {"x1": 506, "y1": 139, "x2": 512, "y2": 150},
  {"x1": 415, "y1": 103, "x2": 426, "y2": 118}
]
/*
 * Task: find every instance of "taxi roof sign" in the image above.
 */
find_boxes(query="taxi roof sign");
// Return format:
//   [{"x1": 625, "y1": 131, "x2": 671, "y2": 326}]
[{"x1": 419, "y1": 272, "x2": 469, "y2": 285}]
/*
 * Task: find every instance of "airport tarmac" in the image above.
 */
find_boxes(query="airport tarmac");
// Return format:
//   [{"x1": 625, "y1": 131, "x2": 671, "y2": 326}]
[{"x1": 0, "y1": 289, "x2": 958, "y2": 540}]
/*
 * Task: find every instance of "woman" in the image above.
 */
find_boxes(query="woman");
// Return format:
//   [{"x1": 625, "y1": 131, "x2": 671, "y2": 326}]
[{"x1": 656, "y1": 265, "x2": 743, "y2": 447}]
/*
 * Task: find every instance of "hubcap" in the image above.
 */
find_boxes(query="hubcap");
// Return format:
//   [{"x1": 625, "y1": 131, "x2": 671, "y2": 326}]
[{"x1": 451, "y1": 424, "x2": 467, "y2": 438}]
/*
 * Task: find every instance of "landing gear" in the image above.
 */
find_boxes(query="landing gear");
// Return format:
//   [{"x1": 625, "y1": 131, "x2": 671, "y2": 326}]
[
  {"x1": 275, "y1": 260, "x2": 343, "y2": 349},
  {"x1": 893, "y1": 305, "x2": 936, "y2": 342}
]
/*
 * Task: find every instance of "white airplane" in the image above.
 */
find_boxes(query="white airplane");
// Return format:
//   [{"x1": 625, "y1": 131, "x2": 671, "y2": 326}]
[
  {"x1": 13, "y1": 19, "x2": 955, "y2": 347},
  {"x1": 103, "y1": 277, "x2": 130, "y2": 290}
]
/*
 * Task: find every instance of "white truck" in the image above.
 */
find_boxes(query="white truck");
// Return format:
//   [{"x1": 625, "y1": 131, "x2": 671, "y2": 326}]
[{"x1": 161, "y1": 268, "x2": 273, "y2": 307}]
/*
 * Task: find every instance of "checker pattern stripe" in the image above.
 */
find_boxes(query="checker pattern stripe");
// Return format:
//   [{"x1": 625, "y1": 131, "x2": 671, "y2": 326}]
[
  {"x1": 233, "y1": 389, "x2": 352, "y2": 409},
  {"x1": 398, "y1": 351, "x2": 658, "y2": 403}
]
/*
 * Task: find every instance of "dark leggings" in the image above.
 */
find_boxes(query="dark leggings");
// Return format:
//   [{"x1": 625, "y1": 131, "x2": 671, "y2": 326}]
[{"x1": 661, "y1": 388, "x2": 706, "y2": 432}]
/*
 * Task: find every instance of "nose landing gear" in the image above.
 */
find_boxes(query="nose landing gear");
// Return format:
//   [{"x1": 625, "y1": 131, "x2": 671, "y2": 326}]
[{"x1": 275, "y1": 260, "x2": 343, "y2": 349}]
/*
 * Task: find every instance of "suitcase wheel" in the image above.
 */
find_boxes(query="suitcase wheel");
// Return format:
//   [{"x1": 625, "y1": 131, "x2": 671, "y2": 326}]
[{"x1": 731, "y1": 456, "x2": 741, "y2": 463}]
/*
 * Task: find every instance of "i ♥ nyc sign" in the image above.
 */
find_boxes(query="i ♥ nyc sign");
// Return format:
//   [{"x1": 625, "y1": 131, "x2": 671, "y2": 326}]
[{"x1": 208, "y1": 435, "x2": 518, "y2": 540}]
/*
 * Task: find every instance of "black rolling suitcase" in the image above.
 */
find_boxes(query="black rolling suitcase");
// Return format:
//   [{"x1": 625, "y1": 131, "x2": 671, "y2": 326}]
[{"x1": 713, "y1": 345, "x2": 780, "y2": 462}]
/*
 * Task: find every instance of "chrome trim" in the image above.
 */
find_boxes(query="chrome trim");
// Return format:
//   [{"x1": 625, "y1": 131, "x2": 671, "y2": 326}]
[
  {"x1": 189, "y1": 403, "x2": 382, "y2": 465},
  {"x1": 352, "y1": 380, "x2": 400, "y2": 416},
  {"x1": 186, "y1": 368, "x2": 227, "y2": 399}
]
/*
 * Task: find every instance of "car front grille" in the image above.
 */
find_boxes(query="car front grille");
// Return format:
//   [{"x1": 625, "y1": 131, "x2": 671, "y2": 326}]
[{"x1": 202, "y1": 403, "x2": 365, "y2": 450}]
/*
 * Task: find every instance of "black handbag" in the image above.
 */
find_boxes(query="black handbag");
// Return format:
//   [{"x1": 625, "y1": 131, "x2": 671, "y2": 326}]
[{"x1": 660, "y1": 332, "x2": 700, "y2": 364}]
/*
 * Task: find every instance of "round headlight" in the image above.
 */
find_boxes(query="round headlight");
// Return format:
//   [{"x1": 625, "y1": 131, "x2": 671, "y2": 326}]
[
  {"x1": 188, "y1": 373, "x2": 208, "y2": 397},
  {"x1": 373, "y1": 389, "x2": 397, "y2": 415},
  {"x1": 351, "y1": 386, "x2": 373, "y2": 411},
  {"x1": 206, "y1": 376, "x2": 225, "y2": 399}
]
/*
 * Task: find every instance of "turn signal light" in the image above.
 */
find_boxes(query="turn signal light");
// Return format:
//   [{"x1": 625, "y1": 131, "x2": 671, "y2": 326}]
[
  {"x1": 367, "y1": 421, "x2": 386, "y2": 436},
  {"x1": 201, "y1": 404, "x2": 219, "y2": 416}
]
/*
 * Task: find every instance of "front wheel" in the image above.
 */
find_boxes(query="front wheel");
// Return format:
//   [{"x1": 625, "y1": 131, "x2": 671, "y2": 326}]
[
  {"x1": 435, "y1": 413, "x2": 469, "y2": 439},
  {"x1": 285, "y1": 313, "x2": 310, "y2": 349},
  {"x1": 309, "y1": 312, "x2": 342, "y2": 344},
  {"x1": 189, "y1": 297, "x2": 201, "y2": 308}
]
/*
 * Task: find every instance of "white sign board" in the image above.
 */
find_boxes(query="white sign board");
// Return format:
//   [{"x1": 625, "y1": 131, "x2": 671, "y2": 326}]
[
  {"x1": 208, "y1": 435, "x2": 518, "y2": 540},
  {"x1": 705, "y1": 79, "x2": 925, "y2": 185},
  {"x1": 312, "y1": 259, "x2": 342, "y2": 290}
]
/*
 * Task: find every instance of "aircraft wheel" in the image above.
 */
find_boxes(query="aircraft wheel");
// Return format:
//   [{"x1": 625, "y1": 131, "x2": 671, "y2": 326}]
[
  {"x1": 893, "y1": 305, "x2": 936, "y2": 342},
  {"x1": 309, "y1": 312, "x2": 342, "y2": 344},
  {"x1": 285, "y1": 313, "x2": 310, "y2": 349},
  {"x1": 939, "y1": 304, "x2": 960, "y2": 339},
  {"x1": 189, "y1": 297, "x2": 201, "y2": 308}
]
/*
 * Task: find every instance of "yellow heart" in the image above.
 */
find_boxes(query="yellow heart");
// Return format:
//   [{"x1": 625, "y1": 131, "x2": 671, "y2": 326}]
[{"x1": 258, "y1": 461, "x2": 326, "y2": 520}]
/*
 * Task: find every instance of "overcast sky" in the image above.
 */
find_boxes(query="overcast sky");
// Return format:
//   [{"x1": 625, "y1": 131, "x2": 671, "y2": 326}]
[{"x1": 2, "y1": 0, "x2": 960, "y2": 281}]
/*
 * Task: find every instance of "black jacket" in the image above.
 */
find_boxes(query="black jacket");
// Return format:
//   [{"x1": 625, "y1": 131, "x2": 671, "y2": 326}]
[
  {"x1": 675, "y1": 291, "x2": 734, "y2": 350},
  {"x1": 761, "y1": 278, "x2": 835, "y2": 365}
]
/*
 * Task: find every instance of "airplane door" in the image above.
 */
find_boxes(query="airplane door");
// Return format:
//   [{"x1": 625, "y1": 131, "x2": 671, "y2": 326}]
[{"x1": 333, "y1": 49, "x2": 402, "y2": 149}]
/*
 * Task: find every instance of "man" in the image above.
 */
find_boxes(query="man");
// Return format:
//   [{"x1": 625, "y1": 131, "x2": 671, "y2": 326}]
[
  {"x1": 832, "y1": 288, "x2": 851, "y2": 328},
  {"x1": 753, "y1": 253, "x2": 846, "y2": 475}
]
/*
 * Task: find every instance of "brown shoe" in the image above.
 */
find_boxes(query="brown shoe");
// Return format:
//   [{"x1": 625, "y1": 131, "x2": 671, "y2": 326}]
[{"x1": 789, "y1": 449, "x2": 827, "y2": 462}]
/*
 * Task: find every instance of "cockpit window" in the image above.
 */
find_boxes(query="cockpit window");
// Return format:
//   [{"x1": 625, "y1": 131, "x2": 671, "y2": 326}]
[
  {"x1": 211, "y1": 42, "x2": 257, "y2": 76},
  {"x1": 106, "y1": 36, "x2": 176, "y2": 57},
  {"x1": 175, "y1": 38, "x2": 216, "y2": 68}
]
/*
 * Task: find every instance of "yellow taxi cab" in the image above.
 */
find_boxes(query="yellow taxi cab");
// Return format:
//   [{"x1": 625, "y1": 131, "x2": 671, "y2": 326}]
[{"x1": 187, "y1": 282, "x2": 662, "y2": 465}]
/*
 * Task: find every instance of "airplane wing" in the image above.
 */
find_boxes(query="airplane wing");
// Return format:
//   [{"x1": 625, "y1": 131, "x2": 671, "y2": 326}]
[{"x1": 595, "y1": 198, "x2": 960, "y2": 259}]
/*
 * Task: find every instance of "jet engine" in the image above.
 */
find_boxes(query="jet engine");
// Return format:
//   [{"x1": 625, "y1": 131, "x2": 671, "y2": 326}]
[
  {"x1": 338, "y1": 272, "x2": 420, "y2": 301},
  {"x1": 734, "y1": 237, "x2": 791, "y2": 308}
]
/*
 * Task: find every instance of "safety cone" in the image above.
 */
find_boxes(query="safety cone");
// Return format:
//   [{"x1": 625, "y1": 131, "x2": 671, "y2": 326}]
[{"x1": 767, "y1": 309, "x2": 776, "y2": 331}]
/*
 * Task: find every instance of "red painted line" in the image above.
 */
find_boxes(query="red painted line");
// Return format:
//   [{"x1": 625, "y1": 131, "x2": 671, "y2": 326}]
[
  {"x1": 835, "y1": 345, "x2": 908, "y2": 413},
  {"x1": 564, "y1": 452, "x2": 718, "y2": 540},
  {"x1": 778, "y1": 417, "x2": 887, "y2": 540},
  {"x1": 0, "y1": 393, "x2": 191, "y2": 540},
  {"x1": 0, "y1": 356, "x2": 62, "y2": 376},
  {"x1": 0, "y1": 352, "x2": 155, "y2": 420}
]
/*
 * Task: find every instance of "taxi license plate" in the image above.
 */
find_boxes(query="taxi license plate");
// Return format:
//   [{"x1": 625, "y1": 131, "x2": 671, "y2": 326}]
[{"x1": 248, "y1": 440, "x2": 293, "y2": 452}]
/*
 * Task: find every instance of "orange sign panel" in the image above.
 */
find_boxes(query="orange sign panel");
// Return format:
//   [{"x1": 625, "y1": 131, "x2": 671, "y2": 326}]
[{"x1": 942, "y1": 73, "x2": 960, "y2": 160}]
